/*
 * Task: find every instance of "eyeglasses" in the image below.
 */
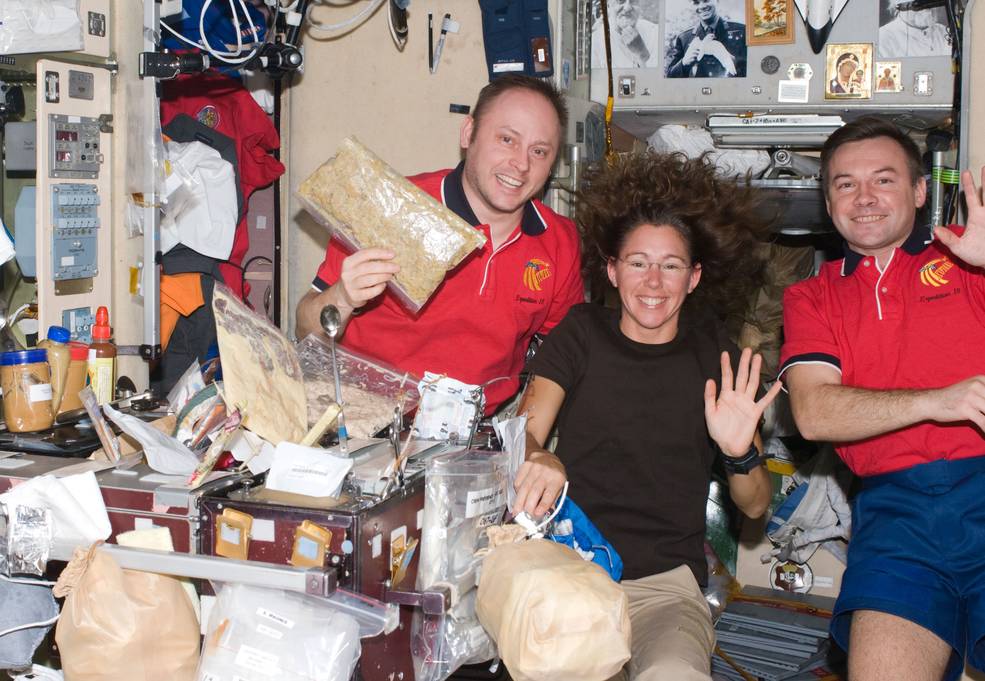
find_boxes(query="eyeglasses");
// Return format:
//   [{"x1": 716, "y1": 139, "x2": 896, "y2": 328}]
[{"x1": 617, "y1": 257, "x2": 693, "y2": 278}]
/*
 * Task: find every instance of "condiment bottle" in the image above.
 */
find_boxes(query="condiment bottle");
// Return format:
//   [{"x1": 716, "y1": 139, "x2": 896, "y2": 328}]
[
  {"x1": 0, "y1": 349, "x2": 55, "y2": 432},
  {"x1": 60, "y1": 341, "x2": 90, "y2": 414},
  {"x1": 87, "y1": 306, "x2": 117, "y2": 405},
  {"x1": 38, "y1": 325, "x2": 71, "y2": 413}
]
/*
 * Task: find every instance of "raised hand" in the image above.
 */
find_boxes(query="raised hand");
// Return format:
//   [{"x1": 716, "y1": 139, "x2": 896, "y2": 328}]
[
  {"x1": 935, "y1": 167, "x2": 985, "y2": 267},
  {"x1": 704, "y1": 348, "x2": 782, "y2": 457}
]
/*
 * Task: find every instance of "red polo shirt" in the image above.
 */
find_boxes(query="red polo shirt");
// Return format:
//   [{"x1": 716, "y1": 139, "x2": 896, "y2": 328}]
[
  {"x1": 312, "y1": 163, "x2": 584, "y2": 412},
  {"x1": 779, "y1": 225, "x2": 985, "y2": 477}
]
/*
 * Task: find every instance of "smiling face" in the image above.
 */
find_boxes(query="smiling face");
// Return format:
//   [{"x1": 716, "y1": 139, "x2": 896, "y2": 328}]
[
  {"x1": 691, "y1": 0, "x2": 719, "y2": 25},
  {"x1": 606, "y1": 224, "x2": 702, "y2": 345},
  {"x1": 460, "y1": 88, "x2": 561, "y2": 231},
  {"x1": 825, "y1": 136, "x2": 927, "y2": 263}
]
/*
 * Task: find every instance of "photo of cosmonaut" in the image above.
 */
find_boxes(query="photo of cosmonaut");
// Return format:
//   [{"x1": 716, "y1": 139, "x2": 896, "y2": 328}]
[{"x1": 665, "y1": 0, "x2": 747, "y2": 78}]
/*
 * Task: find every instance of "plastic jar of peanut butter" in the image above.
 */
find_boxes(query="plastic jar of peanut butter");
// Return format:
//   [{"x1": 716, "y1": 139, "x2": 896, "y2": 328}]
[
  {"x1": 0, "y1": 349, "x2": 55, "y2": 432},
  {"x1": 58, "y1": 342, "x2": 90, "y2": 414}
]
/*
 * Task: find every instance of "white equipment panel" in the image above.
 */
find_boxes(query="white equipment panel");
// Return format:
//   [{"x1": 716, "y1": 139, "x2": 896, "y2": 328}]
[{"x1": 34, "y1": 59, "x2": 113, "y2": 342}]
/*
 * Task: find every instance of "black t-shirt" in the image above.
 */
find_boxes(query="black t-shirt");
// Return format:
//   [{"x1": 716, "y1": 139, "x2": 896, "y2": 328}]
[{"x1": 530, "y1": 303, "x2": 738, "y2": 584}]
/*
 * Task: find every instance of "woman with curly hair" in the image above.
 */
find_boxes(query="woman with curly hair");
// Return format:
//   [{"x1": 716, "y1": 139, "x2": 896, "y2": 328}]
[{"x1": 512, "y1": 151, "x2": 781, "y2": 680}]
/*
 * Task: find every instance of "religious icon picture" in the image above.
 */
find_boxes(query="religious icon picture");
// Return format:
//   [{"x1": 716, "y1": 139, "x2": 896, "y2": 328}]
[
  {"x1": 747, "y1": 0, "x2": 794, "y2": 45},
  {"x1": 875, "y1": 60, "x2": 904, "y2": 93},
  {"x1": 825, "y1": 42, "x2": 873, "y2": 99}
]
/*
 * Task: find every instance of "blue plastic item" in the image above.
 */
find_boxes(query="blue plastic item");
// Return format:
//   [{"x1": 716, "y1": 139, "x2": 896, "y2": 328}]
[
  {"x1": 161, "y1": 0, "x2": 266, "y2": 53},
  {"x1": 46, "y1": 326, "x2": 71, "y2": 344},
  {"x1": 547, "y1": 497, "x2": 624, "y2": 581},
  {"x1": 0, "y1": 349, "x2": 48, "y2": 366}
]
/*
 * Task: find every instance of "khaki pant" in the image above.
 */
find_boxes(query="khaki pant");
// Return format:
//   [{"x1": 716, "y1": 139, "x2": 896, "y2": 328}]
[{"x1": 606, "y1": 565, "x2": 715, "y2": 681}]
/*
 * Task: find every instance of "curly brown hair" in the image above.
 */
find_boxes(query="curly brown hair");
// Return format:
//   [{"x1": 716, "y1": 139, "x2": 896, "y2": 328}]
[{"x1": 577, "y1": 150, "x2": 771, "y2": 318}]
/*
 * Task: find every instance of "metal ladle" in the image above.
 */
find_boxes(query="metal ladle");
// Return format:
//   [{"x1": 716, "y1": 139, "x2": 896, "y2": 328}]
[{"x1": 319, "y1": 305, "x2": 349, "y2": 455}]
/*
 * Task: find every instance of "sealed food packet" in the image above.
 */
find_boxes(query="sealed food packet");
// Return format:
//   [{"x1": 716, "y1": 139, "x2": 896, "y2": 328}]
[{"x1": 296, "y1": 136, "x2": 486, "y2": 313}]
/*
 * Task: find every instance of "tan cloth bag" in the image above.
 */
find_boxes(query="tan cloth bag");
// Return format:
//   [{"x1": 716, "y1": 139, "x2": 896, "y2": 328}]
[
  {"x1": 476, "y1": 537, "x2": 631, "y2": 681},
  {"x1": 53, "y1": 544, "x2": 200, "y2": 681}
]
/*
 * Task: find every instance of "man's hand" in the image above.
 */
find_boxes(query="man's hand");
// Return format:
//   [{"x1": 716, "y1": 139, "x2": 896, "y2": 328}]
[
  {"x1": 335, "y1": 248, "x2": 400, "y2": 314},
  {"x1": 923, "y1": 375, "x2": 985, "y2": 431},
  {"x1": 704, "y1": 37, "x2": 737, "y2": 75},
  {"x1": 935, "y1": 167, "x2": 985, "y2": 267},
  {"x1": 682, "y1": 36, "x2": 704, "y2": 66},
  {"x1": 512, "y1": 449, "x2": 566, "y2": 518},
  {"x1": 704, "y1": 349, "x2": 782, "y2": 457}
]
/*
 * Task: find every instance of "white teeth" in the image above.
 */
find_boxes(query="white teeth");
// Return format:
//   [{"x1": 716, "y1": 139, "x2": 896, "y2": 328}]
[
  {"x1": 639, "y1": 297, "x2": 662, "y2": 306},
  {"x1": 496, "y1": 174, "x2": 522, "y2": 188}
]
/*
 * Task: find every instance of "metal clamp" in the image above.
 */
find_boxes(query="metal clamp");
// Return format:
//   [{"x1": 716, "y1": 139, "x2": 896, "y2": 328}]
[{"x1": 383, "y1": 584, "x2": 451, "y2": 615}]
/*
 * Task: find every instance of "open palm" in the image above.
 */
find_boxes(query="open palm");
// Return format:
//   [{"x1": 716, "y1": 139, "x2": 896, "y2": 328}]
[
  {"x1": 704, "y1": 349, "x2": 782, "y2": 457},
  {"x1": 935, "y1": 167, "x2": 985, "y2": 268}
]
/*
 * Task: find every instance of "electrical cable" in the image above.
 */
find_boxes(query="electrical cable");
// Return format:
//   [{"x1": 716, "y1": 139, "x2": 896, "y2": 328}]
[
  {"x1": 159, "y1": 0, "x2": 262, "y2": 65},
  {"x1": 306, "y1": 0, "x2": 386, "y2": 33}
]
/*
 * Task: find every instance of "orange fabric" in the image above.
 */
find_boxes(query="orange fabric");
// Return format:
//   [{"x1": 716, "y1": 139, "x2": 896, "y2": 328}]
[{"x1": 160, "y1": 273, "x2": 205, "y2": 351}]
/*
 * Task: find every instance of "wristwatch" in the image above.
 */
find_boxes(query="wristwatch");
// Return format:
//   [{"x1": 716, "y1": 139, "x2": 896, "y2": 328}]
[{"x1": 720, "y1": 443, "x2": 764, "y2": 475}]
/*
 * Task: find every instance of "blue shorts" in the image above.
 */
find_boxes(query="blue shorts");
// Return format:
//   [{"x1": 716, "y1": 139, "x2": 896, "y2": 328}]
[{"x1": 831, "y1": 456, "x2": 985, "y2": 681}]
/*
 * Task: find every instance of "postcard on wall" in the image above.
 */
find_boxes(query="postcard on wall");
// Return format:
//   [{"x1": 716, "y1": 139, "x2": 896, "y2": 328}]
[
  {"x1": 875, "y1": 60, "x2": 904, "y2": 93},
  {"x1": 748, "y1": 0, "x2": 795, "y2": 45},
  {"x1": 825, "y1": 43, "x2": 873, "y2": 99}
]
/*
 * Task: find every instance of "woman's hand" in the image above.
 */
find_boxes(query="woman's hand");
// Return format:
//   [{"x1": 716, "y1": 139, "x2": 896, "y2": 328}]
[
  {"x1": 513, "y1": 450, "x2": 567, "y2": 518},
  {"x1": 704, "y1": 348, "x2": 782, "y2": 457}
]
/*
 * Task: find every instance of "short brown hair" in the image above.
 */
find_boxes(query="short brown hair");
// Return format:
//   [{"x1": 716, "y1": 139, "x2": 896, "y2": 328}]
[
  {"x1": 470, "y1": 75, "x2": 568, "y2": 141},
  {"x1": 821, "y1": 116, "x2": 924, "y2": 196}
]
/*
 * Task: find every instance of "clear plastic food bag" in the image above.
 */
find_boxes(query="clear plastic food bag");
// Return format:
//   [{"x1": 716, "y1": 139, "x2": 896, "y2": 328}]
[
  {"x1": 298, "y1": 334, "x2": 420, "y2": 439},
  {"x1": 296, "y1": 137, "x2": 486, "y2": 313},
  {"x1": 198, "y1": 583, "x2": 362, "y2": 681},
  {"x1": 417, "y1": 449, "x2": 509, "y2": 593}
]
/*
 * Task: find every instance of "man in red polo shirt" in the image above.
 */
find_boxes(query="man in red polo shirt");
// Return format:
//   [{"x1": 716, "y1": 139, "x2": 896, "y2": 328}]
[
  {"x1": 780, "y1": 117, "x2": 985, "y2": 681},
  {"x1": 295, "y1": 75, "x2": 583, "y2": 413}
]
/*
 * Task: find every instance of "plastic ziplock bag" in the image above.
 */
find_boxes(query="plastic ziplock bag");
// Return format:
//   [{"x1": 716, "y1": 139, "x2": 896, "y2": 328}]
[
  {"x1": 412, "y1": 589, "x2": 497, "y2": 681},
  {"x1": 476, "y1": 539, "x2": 631, "y2": 681},
  {"x1": 417, "y1": 449, "x2": 509, "y2": 593},
  {"x1": 198, "y1": 583, "x2": 361, "y2": 681},
  {"x1": 298, "y1": 334, "x2": 420, "y2": 439},
  {"x1": 296, "y1": 136, "x2": 486, "y2": 313},
  {"x1": 0, "y1": 0, "x2": 83, "y2": 55},
  {"x1": 53, "y1": 544, "x2": 200, "y2": 681}
]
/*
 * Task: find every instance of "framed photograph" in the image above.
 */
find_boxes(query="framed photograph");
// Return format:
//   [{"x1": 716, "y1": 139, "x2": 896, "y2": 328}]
[
  {"x1": 747, "y1": 0, "x2": 794, "y2": 45},
  {"x1": 875, "y1": 60, "x2": 904, "y2": 93},
  {"x1": 664, "y1": 0, "x2": 747, "y2": 78},
  {"x1": 878, "y1": 0, "x2": 950, "y2": 58},
  {"x1": 825, "y1": 42, "x2": 873, "y2": 99},
  {"x1": 590, "y1": 0, "x2": 662, "y2": 70}
]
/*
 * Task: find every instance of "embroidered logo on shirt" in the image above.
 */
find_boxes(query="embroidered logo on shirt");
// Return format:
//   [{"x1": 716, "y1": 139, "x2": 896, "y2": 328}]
[
  {"x1": 522, "y1": 258, "x2": 552, "y2": 292},
  {"x1": 919, "y1": 257, "x2": 954, "y2": 287},
  {"x1": 196, "y1": 105, "x2": 220, "y2": 129}
]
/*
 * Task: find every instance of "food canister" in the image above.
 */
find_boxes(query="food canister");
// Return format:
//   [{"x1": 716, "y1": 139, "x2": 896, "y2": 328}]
[{"x1": 0, "y1": 349, "x2": 55, "y2": 432}]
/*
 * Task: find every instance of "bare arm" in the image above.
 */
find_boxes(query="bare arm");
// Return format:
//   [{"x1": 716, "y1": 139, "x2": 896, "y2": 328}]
[
  {"x1": 294, "y1": 248, "x2": 399, "y2": 339},
  {"x1": 786, "y1": 363, "x2": 985, "y2": 441},
  {"x1": 512, "y1": 375, "x2": 567, "y2": 517},
  {"x1": 724, "y1": 433, "x2": 771, "y2": 519}
]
